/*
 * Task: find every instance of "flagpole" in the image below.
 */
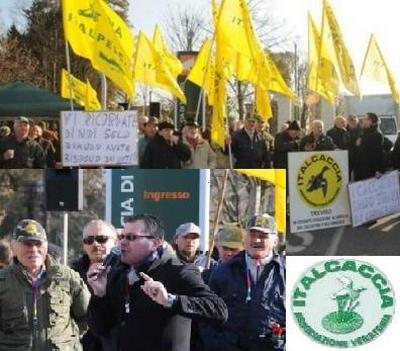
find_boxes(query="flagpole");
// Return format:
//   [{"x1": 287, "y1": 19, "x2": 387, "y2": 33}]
[
  {"x1": 202, "y1": 88, "x2": 206, "y2": 132},
  {"x1": 64, "y1": 42, "x2": 74, "y2": 111},
  {"x1": 100, "y1": 73, "x2": 107, "y2": 110}
]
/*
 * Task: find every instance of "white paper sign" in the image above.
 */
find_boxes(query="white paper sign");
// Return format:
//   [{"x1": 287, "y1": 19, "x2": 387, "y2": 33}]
[
  {"x1": 349, "y1": 171, "x2": 400, "y2": 227},
  {"x1": 61, "y1": 111, "x2": 138, "y2": 167},
  {"x1": 289, "y1": 151, "x2": 351, "y2": 233}
]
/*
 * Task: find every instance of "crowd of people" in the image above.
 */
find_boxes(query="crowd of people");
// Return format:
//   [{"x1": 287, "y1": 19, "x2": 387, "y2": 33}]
[
  {"x1": 0, "y1": 213, "x2": 285, "y2": 351},
  {"x1": 0, "y1": 117, "x2": 61, "y2": 168}
]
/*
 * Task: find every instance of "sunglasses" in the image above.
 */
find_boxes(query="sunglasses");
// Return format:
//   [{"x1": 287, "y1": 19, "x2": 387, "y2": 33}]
[
  {"x1": 83, "y1": 235, "x2": 110, "y2": 245},
  {"x1": 117, "y1": 234, "x2": 154, "y2": 241}
]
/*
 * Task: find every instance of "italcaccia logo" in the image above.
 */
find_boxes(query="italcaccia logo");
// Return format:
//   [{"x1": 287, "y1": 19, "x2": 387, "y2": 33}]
[
  {"x1": 291, "y1": 259, "x2": 395, "y2": 348},
  {"x1": 297, "y1": 153, "x2": 342, "y2": 208}
]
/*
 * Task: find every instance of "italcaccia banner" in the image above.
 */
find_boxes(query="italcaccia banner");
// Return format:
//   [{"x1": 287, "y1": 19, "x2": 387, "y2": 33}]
[{"x1": 288, "y1": 151, "x2": 351, "y2": 233}]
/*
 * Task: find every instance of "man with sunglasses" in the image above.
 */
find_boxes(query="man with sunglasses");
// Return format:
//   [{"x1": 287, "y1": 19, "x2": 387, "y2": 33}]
[
  {"x1": 0, "y1": 219, "x2": 90, "y2": 350},
  {"x1": 202, "y1": 214, "x2": 285, "y2": 351},
  {"x1": 87, "y1": 214, "x2": 228, "y2": 351},
  {"x1": 71, "y1": 220, "x2": 117, "y2": 351}
]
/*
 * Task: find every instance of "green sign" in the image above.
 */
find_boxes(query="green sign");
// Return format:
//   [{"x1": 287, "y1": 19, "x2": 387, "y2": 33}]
[
  {"x1": 106, "y1": 169, "x2": 200, "y2": 241},
  {"x1": 291, "y1": 259, "x2": 395, "y2": 348}
]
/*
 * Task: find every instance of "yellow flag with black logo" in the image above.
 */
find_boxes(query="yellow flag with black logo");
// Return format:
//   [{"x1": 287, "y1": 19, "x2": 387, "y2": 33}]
[
  {"x1": 153, "y1": 25, "x2": 183, "y2": 77},
  {"x1": 323, "y1": 0, "x2": 360, "y2": 97},
  {"x1": 187, "y1": 38, "x2": 215, "y2": 106},
  {"x1": 360, "y1": 34, "x2": 400, "y2": 104},
  {"x1": 62, "y1": 0, "x2": 135, "y2": 98},
  {"x1": 265, "y1": 52, "x2": 295, "y2": 100},
  {"x1": 134, "y1": 32, "x2": 186, "y2": 103},
  {"x1": 61, "y1": 69, "x2": 86, "y2": 107},
  {"x1": 61, "y1": 69, "x2": 101, "y2": 111}
]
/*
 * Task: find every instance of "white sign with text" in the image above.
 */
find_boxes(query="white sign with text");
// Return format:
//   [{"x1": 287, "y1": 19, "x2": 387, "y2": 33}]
[
  {"x1": 349, "y1": 170, "x2": 400, "y2": 227},
  {"x1": 289, "y1": 151, "x2": 350, "y2": 233},
  {"x1": 61, "y1": 110, "x2": 138, "y2": 167}
]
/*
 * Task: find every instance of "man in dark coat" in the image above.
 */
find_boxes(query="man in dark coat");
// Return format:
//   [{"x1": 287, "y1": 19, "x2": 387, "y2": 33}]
[
  {"x1": 346, "y1": 115, "x2": 362, "y2": 178},
  {"x1": 87, "y1": 214, "x2": 228, "y2": 351},
  {"x1": 354, "y1": 112, "x2": 384, "y2": 181},
  {"x1": 300, "y1": 119, "x2": 336, "y2": 151},
  {"x1": 273, "y1": 120, "x2": 301, "y2": 169},
  {"x1": 141, "y1": 120, "x2": 191, "y2": 168},
  {"x1": 201, "y1": 214, "x2": 286, "y2": 351},
  {"x1": 0, "y1": 117, "x2": 45, "y2": 168},
  {"x1": 326, "y1": 116, "x2": 350, "y2": 150},
  {"x1": 230, "y1": 115, "x2": 271, "y2": 168},
  {"x1": 71, "y1": 220, "x2": 117, "y2": 351}
]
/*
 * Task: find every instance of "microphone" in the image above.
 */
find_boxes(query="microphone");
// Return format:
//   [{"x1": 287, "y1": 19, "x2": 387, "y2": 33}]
[
  {"x1": 103, "y1": 246, "x2": 121, "y2": 268},
  {"x1": 95, "y1": 246, "x2": 121, "y2": 278}
]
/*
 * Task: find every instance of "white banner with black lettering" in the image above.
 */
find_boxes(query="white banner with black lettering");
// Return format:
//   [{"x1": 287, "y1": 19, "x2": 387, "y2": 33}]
[
  {"x1": 289, "y1": 151, "x2": 350, "y2": 233},
  {"x1": 349, "y1": 170, "x2": 400, "y2": 227},
  {"x1": 61, "y1": 111, "x2": 138, "y2": 167}
]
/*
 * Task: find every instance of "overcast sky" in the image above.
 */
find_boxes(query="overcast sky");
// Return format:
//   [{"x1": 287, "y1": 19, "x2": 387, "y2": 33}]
[{"x1": 1, "y1": 0, "x2": 399, "y2": 93}]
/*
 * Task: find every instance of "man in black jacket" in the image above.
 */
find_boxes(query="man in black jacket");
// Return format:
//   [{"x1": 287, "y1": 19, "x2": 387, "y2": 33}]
[
  {"x1": 273, "y1": 120, "x2": 301, "y2": 169},
  {"x1": 201, "y1": 214, "x2": 285, "y2": 351},
  {"x1": 326, "y1": 116, "x2": 350, "y2": 150},
  {"x1": 71, "y1": 220, "x2": 117, "y2": 351},
  {"x1": 300, "y1": 119, "x2": 336, "y2": 151},
  {"x1": 87, "y1": 214, "x2": 228, "y2": 351},
  {"x1": 0, "y1": 117, "x2": 45, "y2": 168},
  {"x1": 230, "y1": 115, "x2": 270, "y2": 168},
  {"x1": 141, "y1": 120, "x2": 191, "y2": 168},
  {"x1": 354, "y1": 112, "x2": 384, "y2": 181}
]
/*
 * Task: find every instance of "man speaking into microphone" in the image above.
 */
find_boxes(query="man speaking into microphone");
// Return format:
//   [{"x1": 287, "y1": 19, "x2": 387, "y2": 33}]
[{"x1": 87, "y1": 214, "x2": 228, "y2": 351}]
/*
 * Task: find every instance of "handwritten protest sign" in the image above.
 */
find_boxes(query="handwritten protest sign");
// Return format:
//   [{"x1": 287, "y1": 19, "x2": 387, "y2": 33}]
[
  {"x1": 61, "y1": 110, "x2": 138, "y2": 167},
  {"x1": 349, "y1": 171, "x2": 400, "y2": 227}
]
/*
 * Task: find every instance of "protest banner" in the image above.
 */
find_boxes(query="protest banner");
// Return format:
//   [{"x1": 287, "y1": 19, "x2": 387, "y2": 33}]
[
  {"x1": 61, "y1": 110, "x2": 138, "y2": 167},
  {"x1": 289, "y1": 150, "x2": 350, "y2": 232},
  {"x1": 349, "y1": 170, "x2": 400, "y2": 227}
]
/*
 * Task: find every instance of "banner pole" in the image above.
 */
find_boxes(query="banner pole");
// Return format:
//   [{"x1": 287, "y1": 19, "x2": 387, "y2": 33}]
[{"x1": 64, "y1": 42, "x2": 74, "y2": 111}]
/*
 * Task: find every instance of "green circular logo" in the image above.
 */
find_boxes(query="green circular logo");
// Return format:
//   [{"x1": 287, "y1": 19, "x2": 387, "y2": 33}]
[{"x1": 291, "y1": 259, "x2": 395, "y2": 348}]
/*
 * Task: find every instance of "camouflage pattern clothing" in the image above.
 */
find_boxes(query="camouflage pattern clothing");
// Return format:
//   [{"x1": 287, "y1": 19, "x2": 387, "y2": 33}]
[{"x1": 0, "y1": 256, "x2": 90, "y2": 351}]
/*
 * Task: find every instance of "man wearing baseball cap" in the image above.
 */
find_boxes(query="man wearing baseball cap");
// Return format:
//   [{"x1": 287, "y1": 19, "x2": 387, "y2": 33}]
[
  {"x1": 0, "y1": 117, "x2": 46, "y2": 168},
  {"x1": 203, "y1": 213, "x2": 286, "y2": 351},
  {"x1": 174, "y1": 222, "x2": 202, "y2": 265},
  {"x1": 0, "y1": 219, "x2": 90, "y2": 350}
]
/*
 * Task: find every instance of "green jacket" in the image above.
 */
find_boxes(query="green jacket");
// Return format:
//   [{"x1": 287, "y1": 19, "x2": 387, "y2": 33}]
[{"x1": 0, "y1": 256, "x2": 90, "y2": 351}]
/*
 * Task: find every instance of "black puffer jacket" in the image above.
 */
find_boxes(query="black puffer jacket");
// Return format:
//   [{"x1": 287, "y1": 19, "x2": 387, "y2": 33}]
[
  {"x1": 141, "y1": 134, "x2": 191, "y2": 168},
  {"x1": 354, "y1": 126, "x2": 384, "y2": 181}
]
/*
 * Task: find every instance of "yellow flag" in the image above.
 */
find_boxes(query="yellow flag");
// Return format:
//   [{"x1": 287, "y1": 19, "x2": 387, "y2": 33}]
[
  {"x1": 360, "y1": 34, "x2": 400, "y2": 104},
  {"x1": 61, "y1": 69, "x2": 86, "y2": 107},
  {"x1": 86, "y1": 80, "x2": 101, "y2": 111},
  {"x1": 308, "y1": 13, "x2": 339, "y2": 104},
  {"x1": 237, "y1": 169, "x2": 286, "y2": 234},
  {"x1": 153, "y1": 25, "x2": 183, "y2": 77},
  {"x1": 62, "y1": 0, "x2": 135, "y2": 98},
  {"x1": 255, "y1": 85, "x2": 272, "y2": 121},
  {"x1": 323, "y1": 0, "x2": 360, "y2": 97},
  {"x1": 265, "y1": 52, "x2": 295, "y2": 100},
  {"x1": 134, "y1": 31, "x2": 186, "y2": 103},
  {"x1": 187, "y1": 38, "x2": 215, "y2": 105},
  {"x1": 211, "y1": 47, "x2": 226, "y2": 148},
  {"x1": 61, "y1": 69, "x2": 101, "y2": 110}
]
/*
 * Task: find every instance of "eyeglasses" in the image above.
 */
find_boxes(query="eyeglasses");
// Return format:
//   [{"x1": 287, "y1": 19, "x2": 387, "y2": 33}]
[
  {"x1": 83, "y1": 235, "x2": 110, "y2": 245},
  {"x1": 117, "y1": 233, "x2": 154, "y2": 241}
]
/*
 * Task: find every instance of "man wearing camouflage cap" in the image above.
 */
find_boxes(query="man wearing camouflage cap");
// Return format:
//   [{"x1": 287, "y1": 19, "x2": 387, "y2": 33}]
[
  {"x1": 203, "y1": 214, "x2": 286, "y2": 351},
  {"x1": 0, "y1": 219, "x2": 90, "y2": 350}
]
